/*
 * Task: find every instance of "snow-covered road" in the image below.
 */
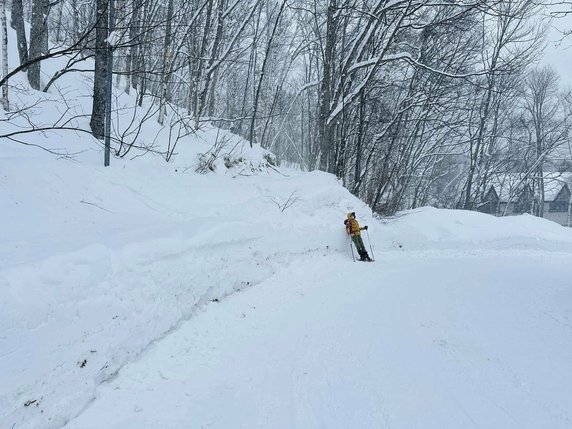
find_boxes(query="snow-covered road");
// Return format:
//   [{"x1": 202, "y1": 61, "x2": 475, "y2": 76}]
[
  {"x1": 64, "y1": 251, "x2": 572, "y2": 429},
  {"x1": 3, "y1": 127, "x2": 572, "y2": 429}
]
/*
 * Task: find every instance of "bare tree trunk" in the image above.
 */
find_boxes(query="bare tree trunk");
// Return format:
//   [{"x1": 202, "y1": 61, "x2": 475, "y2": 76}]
[
  {"x1": 138, "y1": 72, "x2": 146, "y2": 106},
  {"x1": 194, "y1": 0, "x2": 225, "y2": 128},
  {"x1": 10, "y1": 0, "x2": 28, "y2": 69},
  {"x1": 535, "y1": 116, "x2": 544, "y2": 217},
  {"x1": 125, "y1": 0, "x2": 141, "y2": 94},
  {"x1": 248, "y1": 1, "x2": 286, "y2": 147},
  {"x1": 191, "y1": 0, "x2": 213, "y2": 117},
  {"x1": 207, "y1": 66, "x2": 219, "y2": 116},
  {"x1": 317, "y1": 0, "x2": 338, "y2": 172},
  {"x1": 567, "y1": 194, "x2": 572, "y2": 227},
  {"x1": 353, "y1": 91, "x2": 366, "y2": 194},
  {"x1": 28, "y1": 0, "x2": 48, "y2": 90},
  {"x1": 158, "y1": 0, "x2": 174, "y2": 125},
  {"x1": 133, "y1": 0, "x2": 146, "y2": 94},
  {"x1": 90, "y1": 0, "x2": 109, "y2": 139},
  {"x1": 0, "y1": 0, "x2": 8, "y2": 111},
  {"x1": 55, "y1": 0, "x2": 64, "y2": 42},
  {"x1": 71, "y1": 0, "x2": 80, "y2": 45}
]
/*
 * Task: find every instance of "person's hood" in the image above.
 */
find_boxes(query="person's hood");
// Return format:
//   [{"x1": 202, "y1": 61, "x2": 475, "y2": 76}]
[{"x1": 347, "y1": 212, "x2": 355, "y2": 219}]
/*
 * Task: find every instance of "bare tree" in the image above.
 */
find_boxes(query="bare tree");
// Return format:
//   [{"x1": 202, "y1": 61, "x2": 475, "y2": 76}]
[
  {"x1": 158, "y1": 0, "x2": 175, "y2": 125},
  {"x1": 10, "y1": 0, "x2": 28, "y2": 68},
  {"x1": 90, "y1": 0, "x2": 109, "y2": 139},
  {"x1": 460, "y1": 0, "x2": 544, "y2": 210},
  {"x1": 28, "y1": 0, "x2": 50, "y2": 90},
  {"x1": 0, "y1": 0, "x2": 7, "y2": 111},
  {"x1": 248, "y1": 0, "x2": 286, "y2": 147},
  {"x1": 521, "y1": 66, "x2": 570, "y2": 217}
]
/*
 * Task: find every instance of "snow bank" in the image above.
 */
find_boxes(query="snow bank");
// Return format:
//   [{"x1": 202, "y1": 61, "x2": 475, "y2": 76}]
[
  {"x1": 3, "y1": 133, "x2": 572, "y2": 428},
  {"x1": 0, "y1": 125, "x2": 367, "y2": 429},
  {"x1": 378, "y1": 207, "x2": 572, "y2": 253}
]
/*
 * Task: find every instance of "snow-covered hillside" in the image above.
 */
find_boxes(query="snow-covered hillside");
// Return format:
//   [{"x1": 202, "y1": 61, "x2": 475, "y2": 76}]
[
  {"x1": 2, "y1": 18, "x2": 572, "y2": 429},
  {"x1": 0, "y1": 126, "x2": 364, "y2": 428},
  {"x1": 2, "y1": 127, "x2": 572, "y2": 428}
]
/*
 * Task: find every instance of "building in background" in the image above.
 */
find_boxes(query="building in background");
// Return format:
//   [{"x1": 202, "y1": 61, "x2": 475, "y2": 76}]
[{"x1": 480, "y1": 174, "x2": 572, "y2": 226}]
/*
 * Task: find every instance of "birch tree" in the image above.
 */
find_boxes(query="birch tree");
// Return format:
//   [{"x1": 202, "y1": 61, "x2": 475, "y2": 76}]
[
  {"x1": 0, "y1": 0, "x2": 8, "y2": 111},
  {"x1": 158, "y1": 0, "x2": 175, "y2": 125}
]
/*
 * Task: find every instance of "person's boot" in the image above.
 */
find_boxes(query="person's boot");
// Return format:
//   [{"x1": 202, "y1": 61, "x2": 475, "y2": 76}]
[{"x1": 358, "y1": 250, "x2": 367, "y2": 261}]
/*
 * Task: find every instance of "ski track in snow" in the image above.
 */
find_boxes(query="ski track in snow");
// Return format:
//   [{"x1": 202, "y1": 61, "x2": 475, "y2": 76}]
[
  {"x1": 3, "y1": 197, "x2": 572, "y2": 429},
  {"x1": 0, "y1": 221, "x2": 342, "y2": 429},
  {"x1": 0, "y1": 145, "x2": 365, "y2": 429},
  {"x1": 60, "y1": 250, "x2": 572, "y2": 429}
]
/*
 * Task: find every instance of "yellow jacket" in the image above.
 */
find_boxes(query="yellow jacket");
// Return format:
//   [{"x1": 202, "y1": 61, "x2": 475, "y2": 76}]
[{"x1": 345, "y1": 213, "x2": 362, "y2": 237}]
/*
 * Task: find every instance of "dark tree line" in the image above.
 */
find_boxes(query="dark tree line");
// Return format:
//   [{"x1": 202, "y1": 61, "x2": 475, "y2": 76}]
[{"x1": 1, "y1": 0, "x2": 570, "y2": 216}]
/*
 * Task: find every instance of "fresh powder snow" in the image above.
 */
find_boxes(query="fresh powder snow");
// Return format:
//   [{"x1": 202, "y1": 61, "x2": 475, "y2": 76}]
[{"x1": 2, "y1": 131, "x2": 572, "y2": 428}]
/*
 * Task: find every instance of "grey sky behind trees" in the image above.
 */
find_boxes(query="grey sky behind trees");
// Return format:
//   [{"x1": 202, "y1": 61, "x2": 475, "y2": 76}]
[{"x1": 544, "y1": 4, "x2": 572, "y2": 85}]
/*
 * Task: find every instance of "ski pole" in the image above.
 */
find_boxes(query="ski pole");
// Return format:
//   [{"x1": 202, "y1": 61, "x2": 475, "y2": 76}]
[
  {"x1": 349, "y1": 235, "x2": 356, "y2": 262},
  {"x1": 366, "y1": 229, "x2": 375, "y2": 261}
]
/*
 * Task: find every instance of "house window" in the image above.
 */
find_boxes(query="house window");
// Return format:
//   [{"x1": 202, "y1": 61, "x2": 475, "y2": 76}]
[
  {"x1": 550, "y1": 201, "x2": 569, "y2": 213},
  {"x1": 514, "y1": 200, "x2": 531, "y2": 214},
  {"x1": 480, "y1": 202, "x2": 495, "y2": 214}
]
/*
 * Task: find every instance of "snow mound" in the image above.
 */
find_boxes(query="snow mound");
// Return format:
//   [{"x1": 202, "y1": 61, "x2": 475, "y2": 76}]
[
  {"x1": 0, "y1": 128, "x2": 366, "y2": 429},
  {"x1": 380, "y1": 207, "x2": 572, "y2": 253},
  {"x1": 3, "y1": 145, "x2": 572, "y2": 429}
]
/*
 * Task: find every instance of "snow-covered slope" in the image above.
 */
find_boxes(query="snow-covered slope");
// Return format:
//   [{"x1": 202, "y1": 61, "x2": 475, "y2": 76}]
[
  {"x1": 0, "y1": 128, "x2": 368, "y2": 429},
  {"x1": 2, "y1": 130, "x2": 572, "y2": 428}
]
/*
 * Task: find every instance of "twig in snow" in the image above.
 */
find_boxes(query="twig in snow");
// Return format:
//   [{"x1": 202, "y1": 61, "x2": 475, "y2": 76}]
[
  {"x1": 79, "y1": 200, "x2": 113, "y2": 213},
  {"x1": 270, "y1": 191, "x2": 301, "y2": 212}
]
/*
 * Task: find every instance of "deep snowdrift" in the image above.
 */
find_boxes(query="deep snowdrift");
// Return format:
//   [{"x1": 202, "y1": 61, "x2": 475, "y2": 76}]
[
  {"x1": 0, "y1": 129, "x2": 366, "y2": 429},
  {"x1": 2, "y1": 129, "x2": 572, "y2": 428}
]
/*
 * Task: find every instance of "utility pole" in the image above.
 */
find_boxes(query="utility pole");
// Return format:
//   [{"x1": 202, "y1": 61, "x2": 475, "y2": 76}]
[{"x1": 104, "y1": 0, "x2": 115, "y2": 167}]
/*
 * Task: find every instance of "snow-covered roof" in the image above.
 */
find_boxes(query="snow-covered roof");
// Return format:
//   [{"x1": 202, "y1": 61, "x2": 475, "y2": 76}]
[
  {"x1": 489, "y1": 174, "x2": 525, "y2": 202},
  {"x1": 543, "y1": 173, "x2": 572, "y2": 200},
  {"x1": 488, "y1": 173, "x2": 572, "y2": 202},
  {"x1": 546, "y1": 144, "x2": 572, "y2": 170}
]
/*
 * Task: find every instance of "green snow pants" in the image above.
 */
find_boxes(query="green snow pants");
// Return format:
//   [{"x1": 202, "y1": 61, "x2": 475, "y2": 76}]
[{"x1": 351, "y1": 235, "x2": 367, "y2": 254}]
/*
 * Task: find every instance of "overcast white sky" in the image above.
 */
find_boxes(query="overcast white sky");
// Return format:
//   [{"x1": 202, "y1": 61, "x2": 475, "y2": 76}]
[{"x1": 542, "y1": 5, "x2": 572, "y2": 87}]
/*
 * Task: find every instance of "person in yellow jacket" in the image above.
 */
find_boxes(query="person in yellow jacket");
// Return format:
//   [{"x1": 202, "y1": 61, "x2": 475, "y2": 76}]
[{"x1": 344, "y1": 212, "x2": 372, "y2": 261}]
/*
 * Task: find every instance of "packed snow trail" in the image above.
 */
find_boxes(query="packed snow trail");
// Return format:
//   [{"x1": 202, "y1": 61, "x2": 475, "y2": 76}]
[{"x1": 63, "y1": 250, "x2": 572, "y2": 429}]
